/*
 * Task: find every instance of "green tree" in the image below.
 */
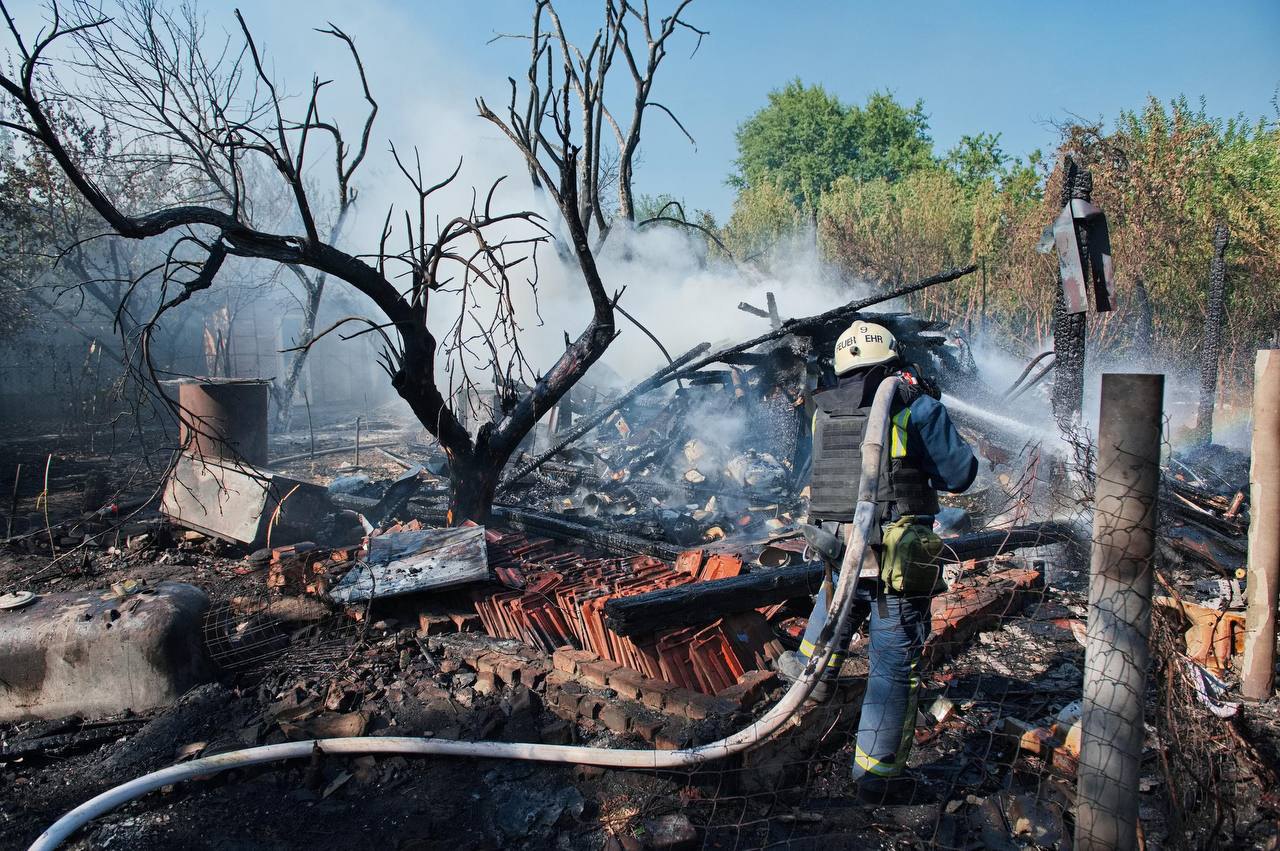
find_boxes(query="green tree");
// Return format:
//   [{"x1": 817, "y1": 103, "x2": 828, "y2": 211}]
[
  {"x1": 733, "y1": 83, "x2": 936, "y2": 212},
  {"x1": 849, "y1": 91, "x2": 933, "y2": 184},
  {"x1": 945, "y1": 132, "x2": 1009, "y2": 188},
  {"x1": 732, "y1": 80, "x2": 856, "y2": 211}
]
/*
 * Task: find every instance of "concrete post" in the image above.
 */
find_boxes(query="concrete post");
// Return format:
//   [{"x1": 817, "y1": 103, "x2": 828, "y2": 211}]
[
  {"x1": 1076, "y1": 373, "x2": 1164, "y2": 851},
  {"x1": 1241, "y1": 349, "x2": 1280, "y2": 701}
]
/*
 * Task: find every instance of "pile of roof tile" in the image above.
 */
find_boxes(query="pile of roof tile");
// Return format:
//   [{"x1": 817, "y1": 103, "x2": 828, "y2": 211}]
[{"x1": 474, "y1": 529, "x2": 781, "y2": 694}]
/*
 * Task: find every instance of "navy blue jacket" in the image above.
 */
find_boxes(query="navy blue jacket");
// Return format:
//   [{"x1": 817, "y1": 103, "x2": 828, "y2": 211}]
[{"x1": 898, "y1": 393, "x2": 978, "y2": 494}]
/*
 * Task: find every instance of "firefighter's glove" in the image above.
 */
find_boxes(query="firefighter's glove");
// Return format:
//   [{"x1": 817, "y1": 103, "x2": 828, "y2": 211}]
[
  {"x1": 897, "y1": 365, "x2": 941, "y2": 403},
  {"x1": 799, "y1": 523, "x2": 844, "y2": 568}
]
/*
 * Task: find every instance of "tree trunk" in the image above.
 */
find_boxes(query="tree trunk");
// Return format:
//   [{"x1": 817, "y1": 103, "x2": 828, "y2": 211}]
[
  {"x1": 1193, "y1": 220, "x2": 1229, "y2": 446},
  {"x1": 273, "y1": 273, "x2": 327, "y2": 431},
  {"x1": 445, "y1": 447, "x2": 500, "y2": 526},
  {"x1": 1131, "y1": 273, "x2": 1152, "y2": 366}
]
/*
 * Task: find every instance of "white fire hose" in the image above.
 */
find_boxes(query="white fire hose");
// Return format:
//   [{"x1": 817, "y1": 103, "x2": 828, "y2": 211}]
[{"x1": 29, "y1": 379, "x2": 902, "y2": 851}]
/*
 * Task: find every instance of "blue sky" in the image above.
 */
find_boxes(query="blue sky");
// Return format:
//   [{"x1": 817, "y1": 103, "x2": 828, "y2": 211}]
[
  {"x1": 10, "y1": 0, "x2": 1280, "y2": 222},
  {"x1": 410, "y1": 0, "x2": 1280, "y2": 219}
]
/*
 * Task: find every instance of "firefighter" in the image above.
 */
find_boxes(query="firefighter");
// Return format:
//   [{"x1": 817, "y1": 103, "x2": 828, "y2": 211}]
[{"x1": 776, "y1": 320, "x2": 978, "y2": 803}]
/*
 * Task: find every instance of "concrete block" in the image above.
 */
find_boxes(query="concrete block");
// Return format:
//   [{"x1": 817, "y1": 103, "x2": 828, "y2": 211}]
[{"x1": 0, "y1": 582, "x2": 213, "y2": 722}]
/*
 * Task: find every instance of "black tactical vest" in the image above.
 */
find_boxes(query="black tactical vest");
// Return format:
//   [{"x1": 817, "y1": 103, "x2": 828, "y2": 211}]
[{"x1": 808, "y1": 375, "x2": 940, "y2": 522}]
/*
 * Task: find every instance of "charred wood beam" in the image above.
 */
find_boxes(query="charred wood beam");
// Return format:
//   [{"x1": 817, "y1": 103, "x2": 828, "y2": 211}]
[
  {"x1": 737, "y1": 301, "x2": 770, "y2": 319},
  {"x1": 500, "y1": 265, "x2": 975, "y2": 486},
  {"x1": 604, "y1": 521, "x2": 1077, "y2": 636},
  {"x1": 1051, "y1": 156, "x2": 1090, "y2": 429},
  {"x1": 662, "y1": 265, "x2": 976, "y2": 385},
  {"x1": 489, "y1": 505, "x2": 683, "y2": 561},
  {"x1": 498, "y1": 342, "x2": 711, "y2": 489},
  {"x1": 1193, "y1": 220, "x2": 1230, "y2": 446}
]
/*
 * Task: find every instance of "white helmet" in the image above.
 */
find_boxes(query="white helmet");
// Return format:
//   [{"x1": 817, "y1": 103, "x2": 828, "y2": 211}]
[{"x1": 833, "y1": 321, "x2": 898, "y2": 375}]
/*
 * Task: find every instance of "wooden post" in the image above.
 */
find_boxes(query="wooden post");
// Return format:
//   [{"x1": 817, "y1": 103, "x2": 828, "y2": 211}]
[
  {"x1": 1241, "y1": 349, "x2": 1280, "y2": 701},
  {"x1": 1076, "y1": 373, "x2": 1164, "y2": 851}
]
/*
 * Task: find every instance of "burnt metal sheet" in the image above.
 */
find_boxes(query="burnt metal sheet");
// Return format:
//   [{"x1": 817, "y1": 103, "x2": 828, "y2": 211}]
[
  {"x1": 160, "y1": 453, "x2": 327, "y2": 547},
  {"x1": 330, "y1": 525, "x2": 489, "y2": 603},
  {"x1": 1047, "y1": 199, "x2": 1115, "y2": 315}
]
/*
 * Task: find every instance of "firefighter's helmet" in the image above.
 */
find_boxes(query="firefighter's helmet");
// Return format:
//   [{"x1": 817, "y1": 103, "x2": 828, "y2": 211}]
[{"x1": 833, "y1": 321, "x2": 898, "y2": 375}]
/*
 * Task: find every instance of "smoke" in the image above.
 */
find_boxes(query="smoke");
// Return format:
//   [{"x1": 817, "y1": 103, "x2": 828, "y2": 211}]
[{"x1": 522, "y1": 223, "x2": 862, "y2": 388}]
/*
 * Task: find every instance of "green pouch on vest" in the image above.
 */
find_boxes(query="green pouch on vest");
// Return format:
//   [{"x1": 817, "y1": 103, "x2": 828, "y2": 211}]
[{"x1": 879, "y1": 516, "x2": 944, "y2": 596}]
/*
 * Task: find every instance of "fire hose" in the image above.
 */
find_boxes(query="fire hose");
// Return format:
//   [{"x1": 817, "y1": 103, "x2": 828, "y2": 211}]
[{"x1": 28, "y1": 377, "x2": 903, "y2": 851}]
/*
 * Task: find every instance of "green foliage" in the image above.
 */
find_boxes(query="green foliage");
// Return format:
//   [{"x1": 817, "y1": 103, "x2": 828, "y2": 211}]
[
  {"x1": 721, "y1": 181, "x2": 802, "y2": 261},
  {"x1": 726, "y1": 81, "x2": 1277, "y2": 395},
  {"x1": 945, "y1": 132, "x2": 1009, "y2": 188},
  {"x1": 852, "y1": 91, "x2": 933, "y2": 184},
  {"x1": 1064, "y1": 96, "x2": 1280, "y2": 380},
  {"x1": 732, "y1": 80, "x2": 856, "y2": 211},
  {"x1": 733, "y1": 83, "x2": 935, "y2": 212}
]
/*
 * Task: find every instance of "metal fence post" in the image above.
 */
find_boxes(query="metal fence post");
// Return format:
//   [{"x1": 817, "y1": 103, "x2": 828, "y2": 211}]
[
  {"x1": 1242, "y1": 349, "x2": 1280, "y2": 700},
  {"x1": 1076, "y1": 373, "x2": 1164, "y2": 851}
]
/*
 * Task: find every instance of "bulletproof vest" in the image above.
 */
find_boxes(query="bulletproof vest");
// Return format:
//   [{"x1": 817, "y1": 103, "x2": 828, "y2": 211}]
[{"x1": 808, "y1": 376, "x2": 940, "y2": 522}]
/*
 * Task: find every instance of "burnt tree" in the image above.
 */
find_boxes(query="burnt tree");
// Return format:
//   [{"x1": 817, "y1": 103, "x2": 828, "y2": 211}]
[
  {"x1": 1051, "y1": 154, "x2": 1091, "y2": 430},
  {"x1": 493, "y1": 1, "x2": 704, "y2": 244},
  {"x1": 0, "y1": 0, "x2": 702, "y2": 523},
  {"x1": 1131, "y1": 273, "x2": 1153, "y2": 366},
  {"x1": 1193, "y1": 220, "x2": 1229, "y2": 446}
]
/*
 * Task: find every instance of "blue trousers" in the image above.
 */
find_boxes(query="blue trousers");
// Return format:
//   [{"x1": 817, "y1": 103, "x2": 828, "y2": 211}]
[{"x1": 799, "y1": 573, "x2": 931, "y2": 780}]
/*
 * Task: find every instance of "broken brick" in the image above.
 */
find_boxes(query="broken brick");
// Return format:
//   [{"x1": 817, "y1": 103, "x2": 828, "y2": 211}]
[
  {"x1": 474, "y1": 670, "x2": 498, "y2": 696},
  {"x1": 450, "y1": 613, "x2": 481, "y2": 632},
  {"x1": 417, "y1": 613, "x2": 454, "y2": 636},
  {"x1": 539, "y1": 718, "x2": 572, "y2": 745},
  {"x1": 716, "y1": 669, "x2": 779, "y2": 709},
  {"x1": 493, "y1": 655, "x2": 525, "y2": 686},
  {"x1": 598, "y1": 701, "x2": 631, "y2": 735},
  {"x1": 578, "y1": 658, "x2": 621, "y2": 689},
  {"x1": 655, "y1": 723, "x2": 691, "y2": 751},
  {"x1": 606, "y1": 667, "x2": 645, "y2": 701},
  {"x1": 552, "y1": 647, "x2": 596, "y2": 676},
  {"x1": 640, "y1": 678, "x2": 678, "y2": 711},
  {"x1": 630, "y1": 713, "x2": 665, "y2": 742},
  {"x1": 576, "y1": 694, "x2": 607, "y2": 721},
  {"x1": 671, "y1": 689, "x2": 733, "y2": 720}
]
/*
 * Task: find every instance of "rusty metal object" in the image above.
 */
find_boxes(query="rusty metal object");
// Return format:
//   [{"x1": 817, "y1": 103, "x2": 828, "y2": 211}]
[
  {"x1": 0, "y1": 582, "x2": 213, "y2": 722},
  {"x1": 169, "y1": 378, "x2": 271, "y2": 466}
]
